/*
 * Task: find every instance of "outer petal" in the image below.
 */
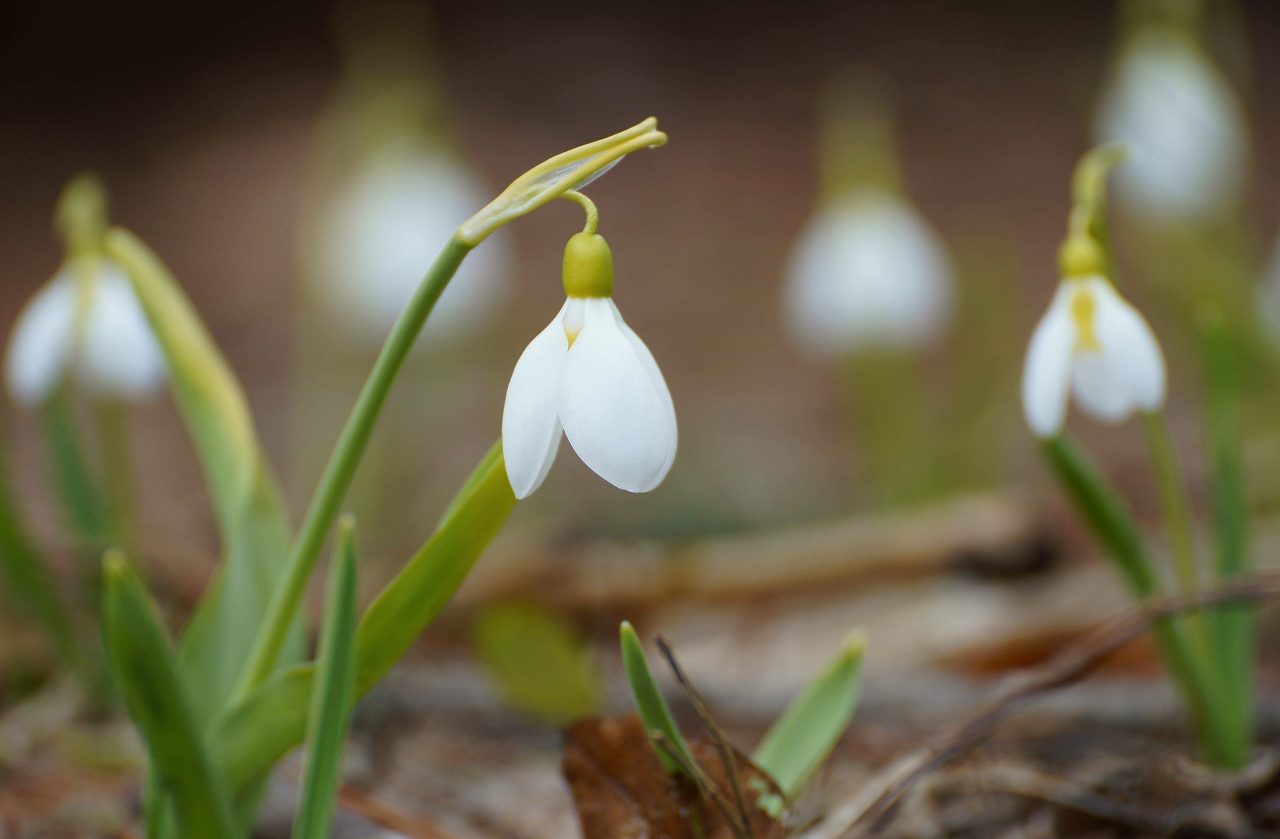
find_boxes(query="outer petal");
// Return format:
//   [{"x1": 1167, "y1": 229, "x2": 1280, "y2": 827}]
[
  {"x1": 1021, "y1": 284, "x2": 1076, "y2": 438},
  {"x1": 78, "y1": 263, "x2": 167, "y2": 400},
  {"x1": 559, "y1": 298, "x2": 676, "y2": 493},
  {"x1": 4, "y1": 273, "x2": 78, "y2": 407},
  {"x1": 606, "y1": 299, "x2": 678, "y2": 484},
  {"x1": 502, "y1": 300, "x2": 570, "y2": 498},
  {"x1": 1072, "y1": 278, "x2": 1166, "y2": 420}
]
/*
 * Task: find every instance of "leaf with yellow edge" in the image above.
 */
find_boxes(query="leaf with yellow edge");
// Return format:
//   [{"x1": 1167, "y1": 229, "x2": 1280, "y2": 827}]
[{"x1": 102, "y1": 228, "x2": 301, "y2": 726}]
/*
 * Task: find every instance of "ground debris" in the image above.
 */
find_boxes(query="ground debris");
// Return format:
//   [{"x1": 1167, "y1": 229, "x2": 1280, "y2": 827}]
[{"x1": 562, "y1": 714, "x2": 788, "y2": 839}]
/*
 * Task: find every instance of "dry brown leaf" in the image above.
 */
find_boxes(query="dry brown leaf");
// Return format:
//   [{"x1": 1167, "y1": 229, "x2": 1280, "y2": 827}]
[{"x1": 563, "y1": 714, "x2": 788, "y2": 839}]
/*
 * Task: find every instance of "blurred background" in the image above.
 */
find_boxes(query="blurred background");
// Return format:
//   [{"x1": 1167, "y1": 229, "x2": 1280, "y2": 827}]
[{"x1": 4, "y1": 0, "x2": 1280, "y2": 833}]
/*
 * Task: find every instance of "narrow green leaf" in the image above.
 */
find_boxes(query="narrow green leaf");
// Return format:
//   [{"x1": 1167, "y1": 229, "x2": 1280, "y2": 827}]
[
  {"x1": 292, "y1": 516, "x2": 358, "y2": 839},
  {"x1": 473, "y1": 601, "x2": 601, "y2": 727},
  {"x1": 0, "y1": 430, "x2": 79, "y2": 667},
  {"x1": 1041, "y1": 436, "x2": 1157, "y2": 597},
  {"x1": 620, "y1": 621, "x2": 696, "y2": 777},
  {"x1": 43, "y1": 389, "x2": 108, "y2": 545},
  {"x1": 211, "y1": 442, "x2": 515, "y2": 800},
  {"x1": 103, "y1": 228, "x2": 301, "y2": 725},
  {"x1": 1201, "y1": 308, "x2": 1253, "y2": 755},
  {"x1": 100, "y1": 552, "x2": 236, "y2": 839},
  {"x1": 753, "y1": 633, "x2": 865, "y2": 797}
]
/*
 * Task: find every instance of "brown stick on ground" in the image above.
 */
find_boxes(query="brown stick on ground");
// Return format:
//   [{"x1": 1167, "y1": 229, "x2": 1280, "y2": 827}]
[
  {"x1": 338, "y1": 785, "x2": 460, "y2": 839},
  {"x1": 799, "y1": 571, "x2": 1280, "y2": 839}
]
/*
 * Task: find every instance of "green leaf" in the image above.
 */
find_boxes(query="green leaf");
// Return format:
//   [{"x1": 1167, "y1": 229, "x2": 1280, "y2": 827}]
[
  {"x1": 1041, "y1": 436, "x2": 1157, "y2": 597},
  {"x1": 100, "y1": 552, "x2": 237, "y2": 839},
  {"x1": 292, "y1": 516, "x2": 358, "y2": 839},
  {"x1": 619, "y1": 621, "x2": 696, "y2": 777},
  {"x1": 1200, "y1": 309, "x2": 1253, "y2": 756},
  {"x1": 752, "y1": 632, "x2": 865, "y2": 797},
  {"x1": 0, "y1": 428, "x2": 79, "y2": 667},
  {"x1": 473, "y1": 601, "x2": 601, "y2": 728},
  {"x1": 43, "y1": 388, "x2": 108, "y2": 546},
  {"x1": 103, "y1": 228, "x2": 301, "y2": 726},
  {"x1": 211, "y1": 441, "x2": 515, "y2": 800},
  {"x1": 354, "y1": 439, "x2": 513, "y2": 694}
]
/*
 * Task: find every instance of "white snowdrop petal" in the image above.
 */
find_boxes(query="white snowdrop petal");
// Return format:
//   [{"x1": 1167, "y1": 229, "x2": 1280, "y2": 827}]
[
  {"x1": 606, "y1": 299, "x2": 677, "y2": 489},
  {"x1": 1071, "y1": 352, "x2": 1134, "y2": 422},
  {"x1": 559, "y1": 298, "x2": 674, "y2": 493},
  {"x1": 77, "y1": 265, "x2": 167, "y2": 400},
  {"x1": 1090, "y1": 279, "x2": 1166, "y2": 413},
  {"x1": 1021, "y1": 286, "x2": 1077, "y2": 438},
  {"x1": 4, "y1": 274, "x2": 78, "y2": 407},
  {"x1": 784, "y1": 192, "x2": 954, "y2": 358},
  {"x1": 502, "y1": 301, "x2": 570, "y2": 499}
]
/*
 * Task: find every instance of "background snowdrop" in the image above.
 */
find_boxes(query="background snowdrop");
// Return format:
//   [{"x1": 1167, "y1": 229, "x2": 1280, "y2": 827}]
[
  {"x1": 5, "y1": 259, "x2": 165, "y2": 407},
  {"x1": 1095, "y1": 3, "x2": 1249, "y2": 224}
]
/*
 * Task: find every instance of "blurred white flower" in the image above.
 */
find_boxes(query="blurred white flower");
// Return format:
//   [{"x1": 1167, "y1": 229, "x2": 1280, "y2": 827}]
[
  {"x1": 5, "y1": 259, "x2": 165, "y2": 407},
  {"x1": 783, "y1": 190, "x2": 954, "y2": 359},
  {"x1": 306, "y1": 146, "x2": 513, "y2": 345},
  {"x1": 502, "y1": 293, "x2": 677, "y2": 499},
  {"x1": 1022, "y1": 275, "x2": 1166, "y2": 438},
  {"x1": 1095, "y1": 31, "x2": 1248, "y2": 222}
]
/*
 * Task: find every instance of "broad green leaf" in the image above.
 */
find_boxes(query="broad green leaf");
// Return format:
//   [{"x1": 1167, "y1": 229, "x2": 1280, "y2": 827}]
[
  {"x1": 100, "y1": 553, "x2": 236, "y2": 839},
  {"x1": 1201, "y1": 311, "x2": 1253, "y2": 759},
  {"x1": 355, "y1": 440, "x2": 513, "y2": 694},
  {"x1": 0, "y1": 429, "x2": 79, "y2": 667},
  {"x1": 212, "y1": 442, "x2": 515, "y2": 799},
  {"x1": 103, "y1": 228, "x2": 300, "y2": 726},
  {"x1": 43, "y1": 388, "x2": 108, "y2": 546},
  {"x1": 620, "y1": 621, "x2": 696, "y2": 777},
  {"x1": 292, "y1": 516, "x2": 358, "y2": 839},
  {"x1": 752, "y1": 632, "x2": 865, "y2": 797},
  {"x1": 474, "y1": 601, "x2": 601, "y2": 727}
]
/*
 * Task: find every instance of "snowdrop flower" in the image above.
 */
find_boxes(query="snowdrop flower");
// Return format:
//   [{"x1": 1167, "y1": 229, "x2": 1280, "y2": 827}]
[
  {"x1": 502, "y1": 228, "x2": 676, "y2": 498},
  {"x1": 783, "y1": 189, "x2": 953, "y2": 359},
  {"x1": 1095, "y1": 29, "x2": 1248, "y2": 222},
  {"x1": 5, "y1": 258, "x2": 165, "y2": 407},
  {"x1": 1021, "y1": 239, "x2": 1166, "y2": 438},
  {"x1": 307, "y1": 145, "x2": 513, "y2": 345}
]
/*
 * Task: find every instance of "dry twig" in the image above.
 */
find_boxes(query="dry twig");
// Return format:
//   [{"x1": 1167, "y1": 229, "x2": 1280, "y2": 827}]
[{"x1": 800, "y1": 571, "x2": 1280, "y2": 839}]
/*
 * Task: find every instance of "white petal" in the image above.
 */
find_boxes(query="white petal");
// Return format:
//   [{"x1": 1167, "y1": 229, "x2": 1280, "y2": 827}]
[
  {"x1": 559, "y1": 298, "x2": 676, "y2": 493},
  {"x1": 4, "y1": 273, "x2": 77, "y2": 407},
  {"x1": 1071, "y1": 278, "x2": 1166, "y2": 421},
  {"x1": 1096, "y1": 33, "x2": 1248, "y2": 221},
  {"x1": 77, "y1": 263, "x2": 167, "y2": 400},
  {"x1": 502, "y1": 301, "x2": 570, "y2": 498},
  {"x1": 606, "y1": 299, "x2": 678, "y2": 485},
  {"x1": 783, "y1": 191, "x2": 954, "y2": 358},
  {"x1": 1021, "y1": 284, "x2": 1077, "y2": 438}
]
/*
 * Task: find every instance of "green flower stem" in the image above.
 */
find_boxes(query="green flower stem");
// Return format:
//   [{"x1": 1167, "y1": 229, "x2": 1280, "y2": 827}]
[
  {"x1": 232, "y1": 235, "x2": 472, "y2": 701},
  {"x1": 1041, "y1": 436, "x2": 1239, "y2": 766},
  {"x1": 1139, "y1": 412, "x2": 1202, "y2": 594},
  {"x1": 95, "y1": 398, "x2": 140, "y2": 557}
]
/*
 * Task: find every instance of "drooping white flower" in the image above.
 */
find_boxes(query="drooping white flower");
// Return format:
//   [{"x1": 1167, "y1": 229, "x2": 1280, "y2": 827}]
[
  {"x1": 1095, "y1": 31, "x2": 1248, "y2": 222},
  {"x1": 5, "y1": 259, "x2": 166, "y2": 407},
  {"x1": 306, "y1": 146, "x2": 513, "y2": 345},
  {"x1": 502, "y1": 232, "x2": 676, "y2": 498},
  {"x1": 1021, "y1": 274, "x2": 1166, "y2": 438},
  {"x1": 783, "y1": 190, "x2": 954, "y2": 359}
]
